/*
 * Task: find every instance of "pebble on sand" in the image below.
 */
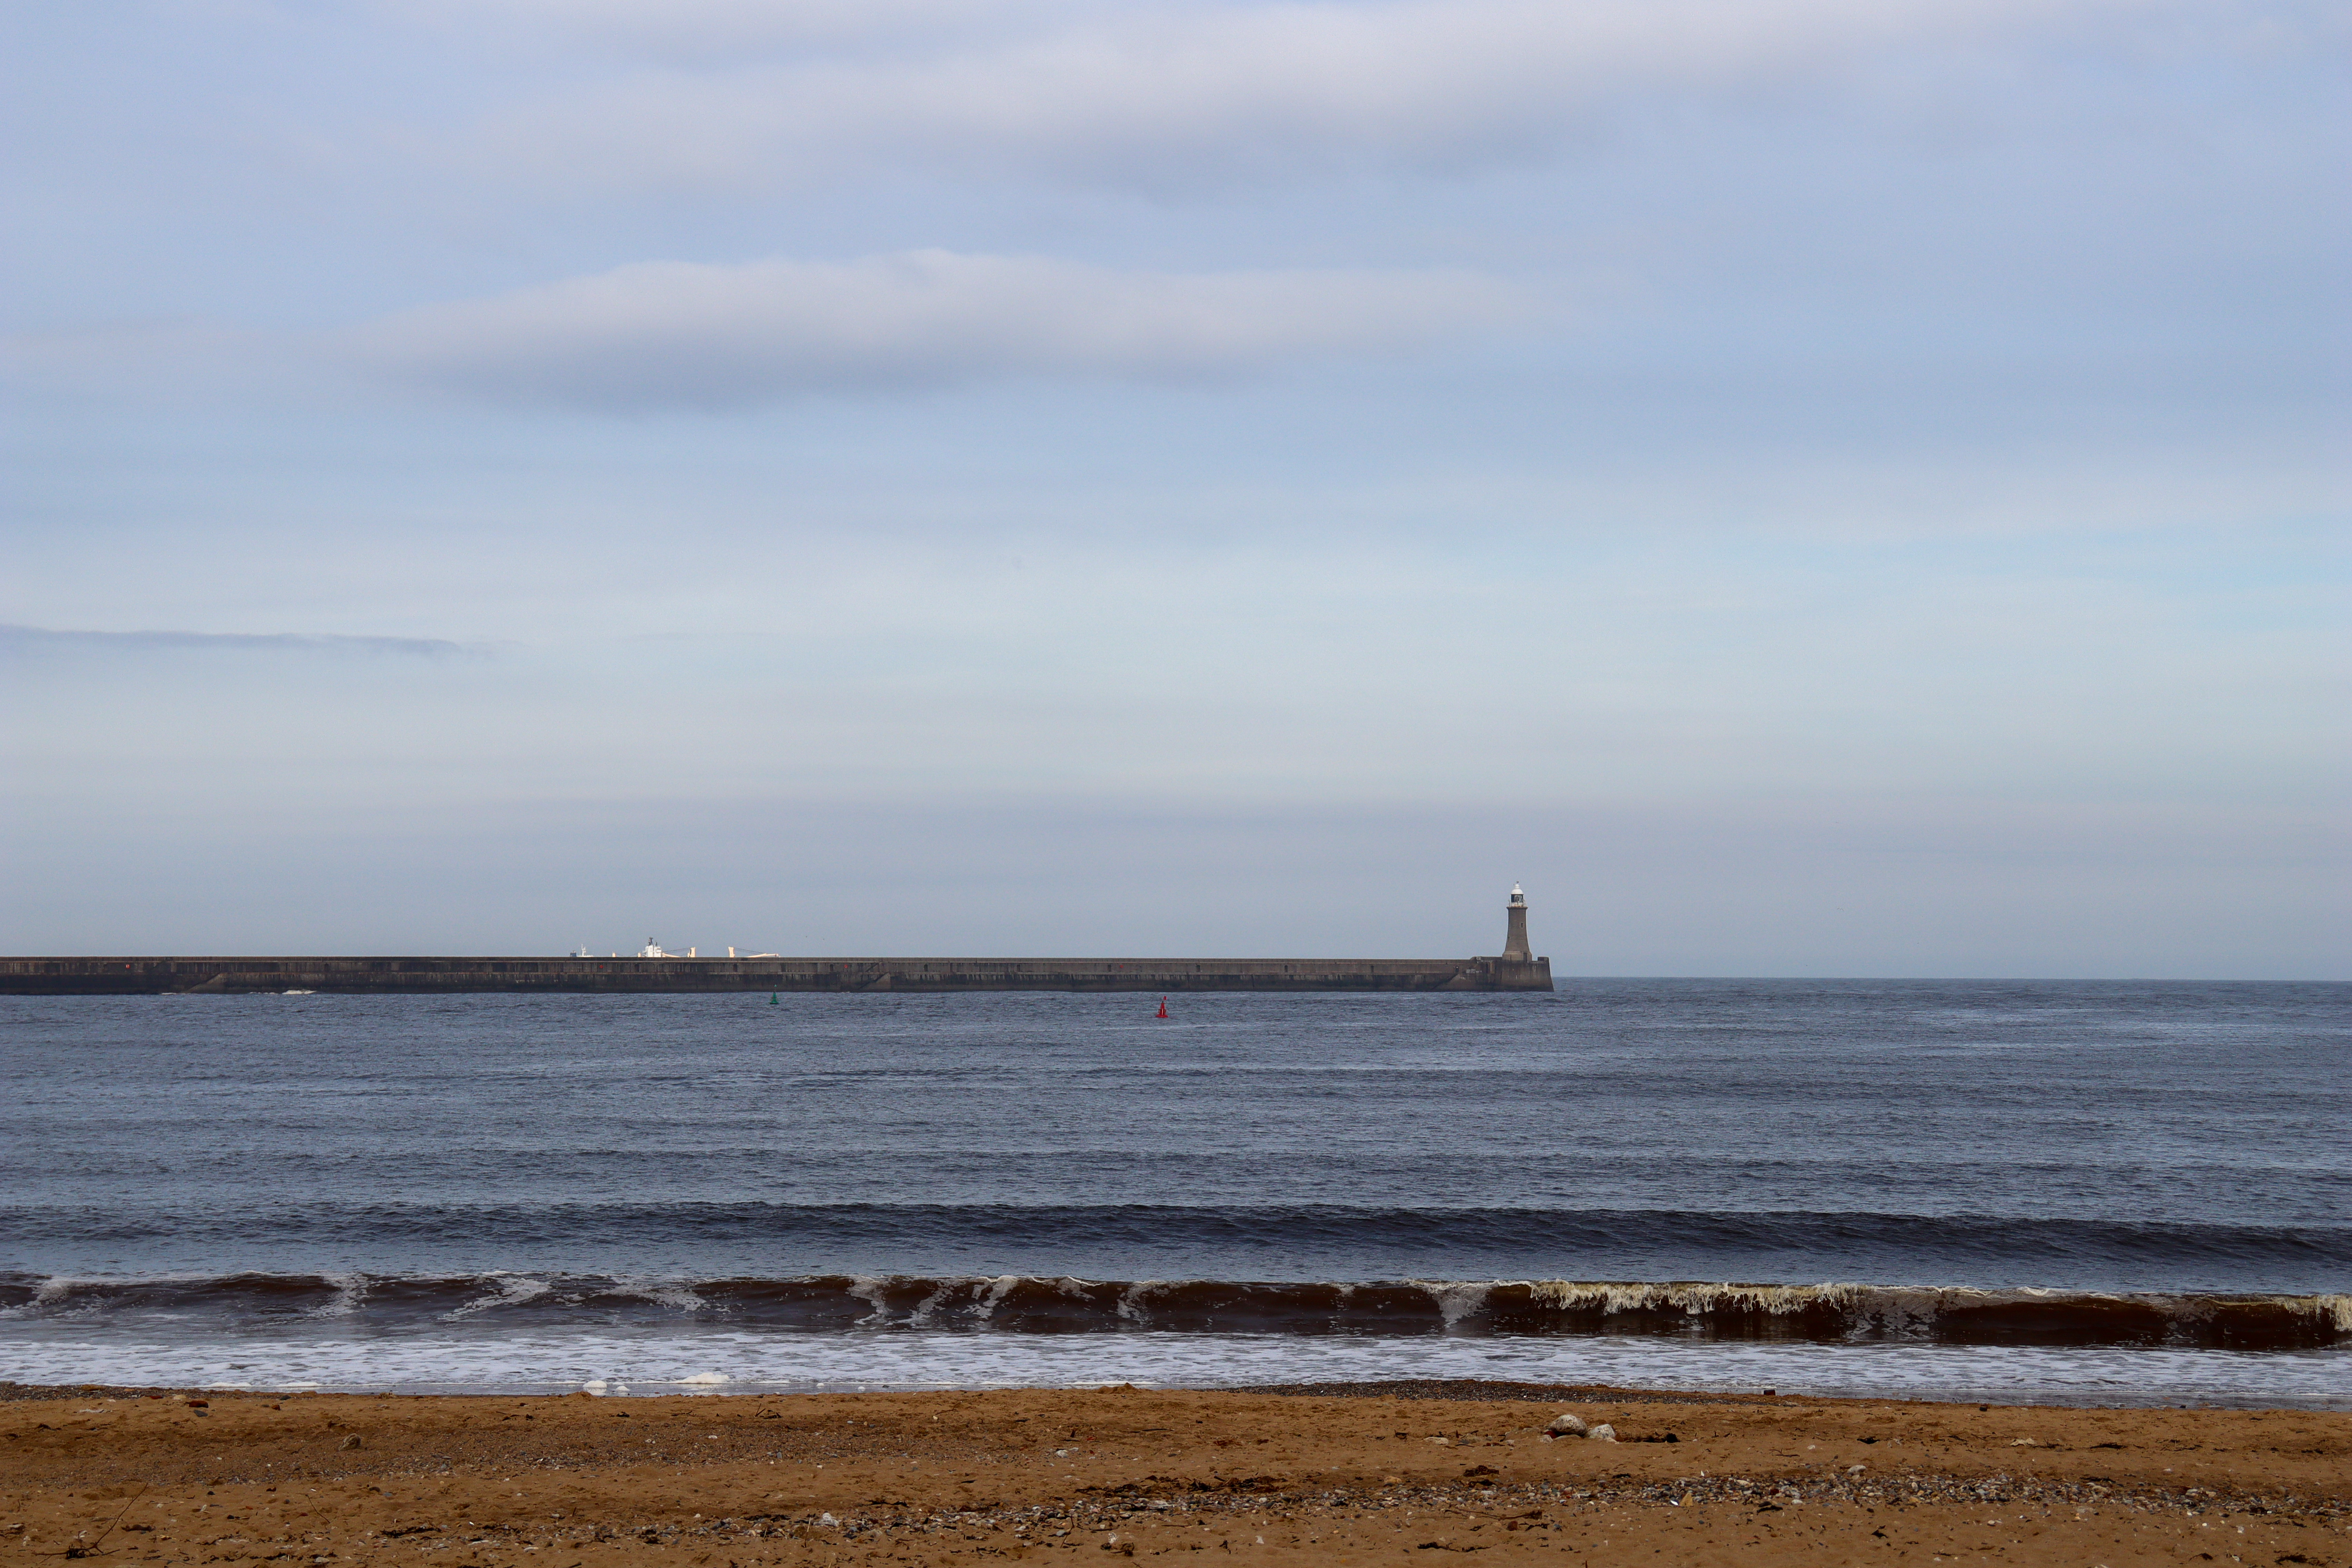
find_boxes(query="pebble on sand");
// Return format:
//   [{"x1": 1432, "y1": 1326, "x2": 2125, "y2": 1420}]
[
  {"x1": 1588, "y1": 1424, "x2": 1617, "y2": 1443},
  {"x1": 1545, "y1": 1414, "x2": 1588, "y2": 1437}
]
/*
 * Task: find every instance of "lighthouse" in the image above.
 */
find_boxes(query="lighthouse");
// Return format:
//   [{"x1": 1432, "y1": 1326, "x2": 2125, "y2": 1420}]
[{"x1": 1502, "y1": 884, "x2": 1532, "y2": 961}]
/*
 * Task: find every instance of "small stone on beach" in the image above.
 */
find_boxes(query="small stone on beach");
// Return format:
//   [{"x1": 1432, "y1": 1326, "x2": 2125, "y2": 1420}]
[{"x1": 1545, "y1": 1414, "x2": 1588, "y2": 1437}]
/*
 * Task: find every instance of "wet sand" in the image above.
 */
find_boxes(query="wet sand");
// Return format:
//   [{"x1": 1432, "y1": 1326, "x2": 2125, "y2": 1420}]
[{"x1": 4, "y1": 1380, "x2": 2346, "y2": 1564}]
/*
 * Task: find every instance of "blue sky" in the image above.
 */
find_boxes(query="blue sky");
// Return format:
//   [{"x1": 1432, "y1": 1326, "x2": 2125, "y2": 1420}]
[{"x1": 4, "y1": 0, "x2": 2345, "y2": 973}]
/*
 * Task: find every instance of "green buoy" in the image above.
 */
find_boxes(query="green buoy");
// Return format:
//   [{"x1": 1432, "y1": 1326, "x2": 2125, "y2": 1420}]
[{"x1": 769, "y1": 992, "x2": 779, "y2": 1005}]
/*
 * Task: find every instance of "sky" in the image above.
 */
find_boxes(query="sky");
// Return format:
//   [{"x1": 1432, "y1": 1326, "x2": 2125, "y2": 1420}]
[{"x1": 3, "y1": 0, "x2": 2346, "y2": 975}]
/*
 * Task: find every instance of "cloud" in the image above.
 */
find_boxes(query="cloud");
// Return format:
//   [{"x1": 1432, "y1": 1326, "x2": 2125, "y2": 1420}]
[
  {"x1": 344, "y1": 250, "x2": 1527, "y2": 410},
  {"x1": 442, "y1": 0, "x2": 2156, "y2": 190},
  {"x1": 0, "y1": 626, "x2": 480, "y2": 659},
  {"x1": 388, "y1": 0, "x2": 1069, "y2": 55}
]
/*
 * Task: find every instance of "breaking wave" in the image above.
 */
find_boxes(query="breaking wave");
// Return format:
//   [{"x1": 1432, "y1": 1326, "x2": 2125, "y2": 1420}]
[
  {"x1": 1, "y1": 1272, "x2": 2343, "y2": 1351},
  {"x1": 5, "y1": 1205, "x2": 2347, "y2": 1290}
]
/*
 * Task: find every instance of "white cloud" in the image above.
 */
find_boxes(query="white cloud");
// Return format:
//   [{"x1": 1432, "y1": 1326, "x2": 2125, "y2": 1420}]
[
  {"x1": 440, "y1": 0, "x2": 2155, "y2": 189},
  {"x1": 345, "y1": 250, "x2": 1527, "y2": 409}
]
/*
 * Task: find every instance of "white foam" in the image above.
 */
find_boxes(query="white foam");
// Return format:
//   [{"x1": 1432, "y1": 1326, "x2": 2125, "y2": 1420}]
[
  {"x1": 1114, "y1": 1281, "x2": 1158, "y2": 1325},
  {"x1": 626, "y1": 1282, "x2": 708, "y2": 1314},
  {"x1": 1526, "y1": 1281, "x2": 1864, "y2": 1317},
  {"x1": 5, "y1": 1276, "x2": 87, "y2": 1318},
  {"x1": 1412, "y1": 1281, "x2": 1493, "y2": 1330},
  {"x1": 440, "y1": 1275, "x2": 553, "y2": 1320},
  {"x1": 304, "y1": 1274, "x2": 367, "y2": 1320},
  {"x1": 906, "y1": 1280, "x2": 956, "y2": 1327},
  {"x1": 2, "y1": 1330, "x2": 2341, "y2": 1408},
  {"x1": 844, "y1": 1276, "x2": 892, "y2": 1326},
  {"x1": 975, "y1": 1275, "x2": 1026, "y2": 1323}
]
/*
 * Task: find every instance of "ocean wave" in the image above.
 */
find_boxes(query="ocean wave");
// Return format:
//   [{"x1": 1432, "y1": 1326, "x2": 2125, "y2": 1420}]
[
  {"x1": 5, "y1": 1203, "x2": 2347, "y2": 1281},
  {"x1": 0, "y1": 1271, "x2": 2342, "y2": 1351}
]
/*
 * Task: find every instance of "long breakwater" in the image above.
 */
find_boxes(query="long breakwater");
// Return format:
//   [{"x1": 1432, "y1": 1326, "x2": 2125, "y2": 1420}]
[{"x1": 0, "y1": 955, "x2": 1554, "y2": 994}]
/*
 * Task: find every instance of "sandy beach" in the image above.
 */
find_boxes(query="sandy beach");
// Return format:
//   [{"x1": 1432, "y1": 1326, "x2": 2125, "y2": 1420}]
[{"x1": 4, "y1": 1379, "x2": 2345, "y2": 1564}]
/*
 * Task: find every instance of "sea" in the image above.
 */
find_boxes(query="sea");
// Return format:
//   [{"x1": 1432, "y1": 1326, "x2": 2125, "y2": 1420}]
[{"x1": 2, "y1": 980, "x2": 2346, "y2": 1407}]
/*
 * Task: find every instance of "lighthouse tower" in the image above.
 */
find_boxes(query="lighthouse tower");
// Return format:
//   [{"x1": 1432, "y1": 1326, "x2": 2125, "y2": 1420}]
[{"x1": 1502, "y1": 883, "x2": 1532, "y2": 961}]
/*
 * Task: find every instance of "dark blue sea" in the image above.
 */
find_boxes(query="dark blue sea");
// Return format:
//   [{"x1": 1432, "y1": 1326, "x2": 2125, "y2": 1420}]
[{"x1": 3, "y1": 981, "x2": 2346, "y2": 1405}]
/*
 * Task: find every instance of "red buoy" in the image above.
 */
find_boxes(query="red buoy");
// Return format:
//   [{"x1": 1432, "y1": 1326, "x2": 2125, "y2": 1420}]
[{"x1": 1155, "y1": 996, "x2": 1169, "y2": 1018}]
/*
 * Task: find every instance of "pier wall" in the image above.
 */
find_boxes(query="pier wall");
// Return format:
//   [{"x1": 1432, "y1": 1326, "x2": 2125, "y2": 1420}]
[{"x1": 0, "y1": 955, "x2": 1554, "y2": 995}]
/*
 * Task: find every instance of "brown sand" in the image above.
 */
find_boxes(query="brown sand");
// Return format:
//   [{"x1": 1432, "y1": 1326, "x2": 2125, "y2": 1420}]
[{"x1": 4, "y1": 1381, "x2": 2346, "y2": 1565}]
